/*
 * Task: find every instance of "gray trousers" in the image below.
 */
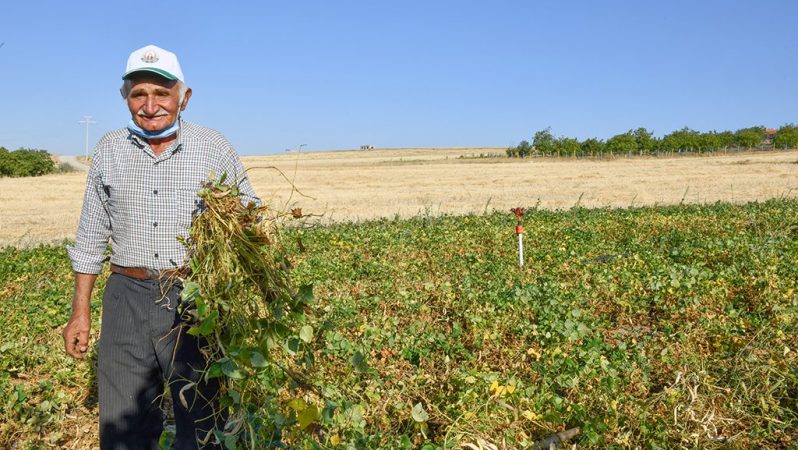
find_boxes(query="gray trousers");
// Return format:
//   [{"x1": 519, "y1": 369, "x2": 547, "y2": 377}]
[{"x1": 98, "y1": 273, "x2": 224, "y2": 449}]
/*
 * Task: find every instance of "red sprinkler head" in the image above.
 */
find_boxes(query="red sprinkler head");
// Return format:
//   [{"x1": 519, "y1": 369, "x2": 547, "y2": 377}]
[{"x1": 511, "y1": 207, "x2": 525, "y2": 234}]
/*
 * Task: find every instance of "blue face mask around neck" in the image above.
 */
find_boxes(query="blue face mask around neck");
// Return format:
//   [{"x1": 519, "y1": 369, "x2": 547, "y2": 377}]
[{"x1": 127, "y1": 117, "x2": 181, "y2": 140}]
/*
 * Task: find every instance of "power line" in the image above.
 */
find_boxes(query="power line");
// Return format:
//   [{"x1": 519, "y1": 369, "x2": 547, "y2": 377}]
[{"x1": 78, "y1": 115, "x2": 96, "y2": 160}]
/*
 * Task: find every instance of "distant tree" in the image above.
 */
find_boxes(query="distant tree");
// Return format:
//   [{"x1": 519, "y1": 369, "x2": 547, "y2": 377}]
[
  {"x1": 633, "y1": 128, "x2": 655, "y2": 155},
  {"x1": 716, "y1": 130, "x2": 736, "y2": 150},
  {"x1": 516, "y1": 140, "x2": 533, "y2": 158},
  {"x1": 505, "y1": 146, "x2": 517, "y2": 158},
  {"x1": 606, "y1": 131, "x2": 637, "y2": 155},
  {"x1": 533, "y1": 128, "x2": 556, "y2": 156},
  {"x1": 0, "y1": 147, "x2": 9, "y2": 176},
  {"x1": 698, "y1": 131, "x2": 722, "y2": 153},
  {"x1": 580, "y1": 138, "x2": 605, "y2": 157},
  {"x1": 735, "y1": 126, "x2": 766, "y2": 149},
  {"x1": 0, "y1": 148, "x2": 56, "y2": 177},
  {"x1": 661, "y1": 127, "x2": 700, "y2": 152},
  {"x1": 774, "y1": 124, "x2": 798, "y2": 149},
  {"x1": 557, "y1": 136, "x2": 581, "y2": 158}
]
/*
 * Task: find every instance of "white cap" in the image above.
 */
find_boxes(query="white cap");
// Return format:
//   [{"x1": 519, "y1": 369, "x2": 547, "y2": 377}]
[{"x1": 123, "y1": 44, "x2": 184, "y2": 82}]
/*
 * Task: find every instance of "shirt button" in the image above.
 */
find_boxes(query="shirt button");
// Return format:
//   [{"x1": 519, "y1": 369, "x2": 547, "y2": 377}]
[
  {"x1": 153, "y1": 222, "x2": 158, "y2": 227},
  {"x1": 153, "y1": 189, "x2": 158, "y2": 195},
  {"x1": 154, "y1": 253, "x2": 159, "y2": 258}
]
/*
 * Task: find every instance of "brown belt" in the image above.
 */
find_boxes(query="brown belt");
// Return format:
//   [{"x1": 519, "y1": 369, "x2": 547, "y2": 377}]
[{"x1": 110, "y1": 264, "x2": 190, "y2": 281}]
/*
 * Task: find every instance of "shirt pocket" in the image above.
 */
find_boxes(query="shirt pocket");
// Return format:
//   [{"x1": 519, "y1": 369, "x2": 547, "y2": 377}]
[{"x1": 175, "y1": 185, "x2": 204, "y2": 231}]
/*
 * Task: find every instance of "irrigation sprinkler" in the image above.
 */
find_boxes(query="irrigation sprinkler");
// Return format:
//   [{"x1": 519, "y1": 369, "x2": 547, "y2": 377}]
[{"x1": 511, "y1": 207, "x2": 525, "y2": 267}]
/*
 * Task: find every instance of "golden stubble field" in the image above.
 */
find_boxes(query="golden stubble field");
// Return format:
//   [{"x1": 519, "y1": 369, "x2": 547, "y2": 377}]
[{"x1": 2, "y1": 148, "x2": 797, "y2": 247}]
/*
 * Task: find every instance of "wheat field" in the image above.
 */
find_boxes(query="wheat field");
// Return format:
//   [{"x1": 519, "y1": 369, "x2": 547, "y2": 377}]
[{"x1": 2, "y1": 148, "x2": 796, "y2": 247}]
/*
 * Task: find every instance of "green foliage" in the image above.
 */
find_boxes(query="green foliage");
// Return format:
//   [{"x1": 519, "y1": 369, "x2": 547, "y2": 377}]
[
  {"x1": 533, "y1": 128, "x2": 556, "y2": 156},
  {"x1": 507, "y1": 140, "x2": 532, "y2": 158},
  {"x1": 606, "y1": 131, "x2": 637, "y2": 155},
  {"x1": 285, "y1": 200, "x2": 798, "y2": 448},
  {"x1": 716, "y1": 130, "x2": 736, "y2": 149},
  {"x1": 580, "y1": 138, "x2": 605, "y2": 156},
  {"x1": 0, "y1": 243, "x2": 103, "y2": 446},
  {"x1": 735, "y1": 126, "x2": 767, "y2": 149},
  {"x1": 662, "y1": 127, "x2": 701, "y2": 153},
  {"x1": 632, "y1": 127, "x2": 655, "y2": 154},
  {"x1": 2, "y1": 200, "x2": 798, "y2": 448},
  {"x1": 698, "y1": 130, "x2": 722, "y2": 152},
  {"x1": 507, "y1": 124, "x2": 784, "y2": 159},
  {"x1": 774, "y1": 124, "x2": 798, "y2": 149},
  {"x1": 0, "y1": 147, "x2": 56, "y2": 177},
  {"x1": 177, "y1": 178, "x2": 316, "y2": 448},
  {"x1": 555, "y1": 136, "x2": 580, "y2": 157}
]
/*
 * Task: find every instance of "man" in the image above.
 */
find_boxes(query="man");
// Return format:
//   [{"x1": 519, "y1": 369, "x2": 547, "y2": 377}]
[{"x1": 63, "y1": 44, "x2": 258, "y2": 449}]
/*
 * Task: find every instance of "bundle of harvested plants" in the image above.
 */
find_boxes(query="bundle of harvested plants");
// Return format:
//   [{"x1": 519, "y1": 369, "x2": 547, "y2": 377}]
[{"x1": 177, "y1": 175, "x2": 317, "y2": 448}]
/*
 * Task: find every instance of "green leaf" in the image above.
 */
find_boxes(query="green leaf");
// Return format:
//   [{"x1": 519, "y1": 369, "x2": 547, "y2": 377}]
[
  {"x1": 221, "y1": 359, "x2": 244, "y2": 380},
  {"x1": 181, "y1": 281, "x2": 200, "y2": 303},
  {"x1": 188, "y1": 257, "x2": 199, "y2": 274},
  {"x1": 224, "y1": 433, "x2": 237, "y2": 450},
  {"x1": 288, "y1": 397, "x2": 307, "y2": 411},
  {"x1": 294, "y1": 284, "x2": 314, "y2": 304},
  {"x1": 286, "y1": 337, "x2": 301, "y2": 354},
  {"x1": 411, "y1": 402, "x2": 429, "y2": 423},
  {"x1": 302, "y1": 351, "x2": 315, "y2": 368},
  {"x1": 350, "y1": 351, "x2": 368, "y2": 373},
  {"x1": 299, "y1": 325, "x2": 314, "y2": 343},
  {"x1": 249, "y1": 351, "x2": 268, "y2": 368},
  {"x1": 322, "y1": 401, "x2": 338, "y2": 422},
  {"x1": 187, "y1": 310, "x2": 217, "y2": 337},
  {"x1": 158, "y1": 428, "x2": 175, "y2": 450},
  {"x1": 205, "y1": 361, "x2": 224, "y2": 380},
  {"x1": 298, "y1": 405, "x2": 319, "y2": 430}
]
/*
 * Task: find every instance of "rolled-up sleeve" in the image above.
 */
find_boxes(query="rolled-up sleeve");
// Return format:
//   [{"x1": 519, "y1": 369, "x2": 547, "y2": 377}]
[{"x1": 66, "y1": 149, "x2": 112, "y2": 274}]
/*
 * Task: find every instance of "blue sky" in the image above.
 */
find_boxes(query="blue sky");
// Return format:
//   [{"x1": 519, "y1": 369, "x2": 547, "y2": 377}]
[{"x1": 1, "y1": 1, "x2": 796, "y2": 155}]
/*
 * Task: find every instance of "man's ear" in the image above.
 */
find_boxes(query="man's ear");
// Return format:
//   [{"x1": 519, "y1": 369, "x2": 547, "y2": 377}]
[{"x1": 181, "y1": 88, "x2": 193, "y2": 111}]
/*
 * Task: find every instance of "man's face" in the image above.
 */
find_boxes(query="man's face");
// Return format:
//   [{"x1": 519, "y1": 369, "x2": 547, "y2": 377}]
[{"x1": 125, "y1": 74, "x2": 190, "y2": 131}]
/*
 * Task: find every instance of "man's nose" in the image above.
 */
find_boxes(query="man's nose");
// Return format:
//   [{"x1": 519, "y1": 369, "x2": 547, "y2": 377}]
[{"x1": 142, "y1": 96, "x2": 160, "y2": 114}]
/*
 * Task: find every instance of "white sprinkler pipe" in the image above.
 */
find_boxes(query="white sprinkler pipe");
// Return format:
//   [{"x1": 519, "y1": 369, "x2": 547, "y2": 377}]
[{"x1": 512, "y1": 207, "x2": 526, "y2": 268}]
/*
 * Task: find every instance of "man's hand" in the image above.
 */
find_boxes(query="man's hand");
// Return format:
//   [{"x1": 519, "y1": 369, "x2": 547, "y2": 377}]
[
  {"x1": 63, "y1": 312, "x2": 91, "y2": 359},
  {"x1": 63, "y1": 272, "x2": 98, "y2": 359}
]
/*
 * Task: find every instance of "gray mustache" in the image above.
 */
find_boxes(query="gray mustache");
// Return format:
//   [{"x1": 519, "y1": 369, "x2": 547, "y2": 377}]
[{"x1": 136, "y1": 108, "x2": 169, "y2": 118}]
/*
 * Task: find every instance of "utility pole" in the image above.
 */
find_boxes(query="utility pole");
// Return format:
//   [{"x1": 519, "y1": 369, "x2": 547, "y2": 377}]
[{"x1": 79, "y1": 115, "x2": 96, "y2": 160}]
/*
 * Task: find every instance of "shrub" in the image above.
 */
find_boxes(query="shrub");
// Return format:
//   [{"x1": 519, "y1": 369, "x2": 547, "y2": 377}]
[{"x1": 0, "y1": 147, "x2": 56, "y2": 177}]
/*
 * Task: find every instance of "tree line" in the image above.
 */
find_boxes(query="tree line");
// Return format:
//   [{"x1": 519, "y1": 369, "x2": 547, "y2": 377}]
[
  {"x1": 507, "y1": 124, "x2": 798, "y2": 158},
  {"x1": 0, "y1": 147, "x2": 57, "y2": 177}
]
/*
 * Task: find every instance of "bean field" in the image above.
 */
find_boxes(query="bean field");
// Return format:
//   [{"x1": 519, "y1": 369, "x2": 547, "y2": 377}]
[{"x1": 1, "y1": 199, "x2": 797, "y2": 448}]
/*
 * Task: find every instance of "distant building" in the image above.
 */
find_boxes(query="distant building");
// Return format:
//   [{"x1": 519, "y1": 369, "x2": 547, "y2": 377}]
[
  {"x1": 360, "y1": 145, "x2": 375, "y2": 150},
  {"x1": 765, "y1": 128, "x2": 778, "y2": 144}
]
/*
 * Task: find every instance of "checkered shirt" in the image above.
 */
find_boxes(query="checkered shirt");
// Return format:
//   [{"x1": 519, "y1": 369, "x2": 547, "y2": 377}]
[{"x1": 67, "y1": 119, "x2": 259, "y2": 274}]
